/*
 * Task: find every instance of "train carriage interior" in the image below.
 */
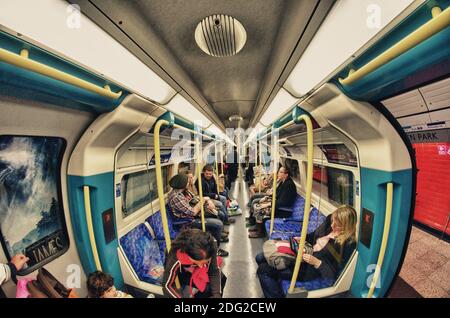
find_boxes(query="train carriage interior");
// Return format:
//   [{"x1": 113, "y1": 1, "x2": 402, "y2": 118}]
[{"x1": 0, "y1": 0, "x2": 449, "y2": 299}]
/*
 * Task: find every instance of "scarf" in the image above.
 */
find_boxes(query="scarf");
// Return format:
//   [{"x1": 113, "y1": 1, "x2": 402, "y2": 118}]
[
  {"x1": 313, "y1": 232, "x2": 337, "y2": 252},
  {"x1": 176, "y1": 250, "x2": 210, "y2": 297}
]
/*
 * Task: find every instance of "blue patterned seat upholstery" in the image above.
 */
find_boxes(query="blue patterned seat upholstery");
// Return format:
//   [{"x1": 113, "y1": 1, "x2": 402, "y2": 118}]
[
  {"x1": 146, "y1": 205, "x2": 180, "y2": 240},
  {"x1": 280, "y1": 277, "x2": 334, "y2": 294},
  {"x1": 287, "y1": 195, "x2": 306, "y2": 220},
  {"x1": 158, "y1": 240, "x2": 167, "y2": 263},
  {"x1": 265, "y1": 207, "x2": 326, "y2": 240},
  {"x1": 119, "y1": 223, "x2": 165, "y2": 285}
]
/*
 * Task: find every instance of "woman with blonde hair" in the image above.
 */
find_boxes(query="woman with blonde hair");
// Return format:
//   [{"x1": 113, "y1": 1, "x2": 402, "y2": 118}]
[{"x1": 255, "y1": 205, "x2": 357, "y2": 298}]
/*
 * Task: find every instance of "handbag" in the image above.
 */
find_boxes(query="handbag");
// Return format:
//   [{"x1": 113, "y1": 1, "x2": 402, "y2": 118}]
[
  {"x1": 262, "y1": 240, "x2": 296, "y2": 270},
  {"x1": 190, "y1": 197, "x2": 219, "y2": 218},
  {"x1": 27, "y1": 268, "x2": 78, "y2": 298}
]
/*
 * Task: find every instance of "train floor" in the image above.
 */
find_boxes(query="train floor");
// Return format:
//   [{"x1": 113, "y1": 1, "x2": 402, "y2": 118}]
[{"x1": 221, "y1": 179, "x2": 265, "y2": 298}]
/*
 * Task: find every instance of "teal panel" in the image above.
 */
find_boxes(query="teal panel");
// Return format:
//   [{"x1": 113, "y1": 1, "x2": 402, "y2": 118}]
[
  {"x1": 351, "y1": 168, "x2": 413, "y2": 298},
  {"x1": 334, "y1": 0, "x2": 450, "y2": 101},
  {"x1": 0, "y1": 31, "x2": 128, "y2": 112},
  {"x1": 67, "y1": 172, "x2": 124, "y2": 288}
]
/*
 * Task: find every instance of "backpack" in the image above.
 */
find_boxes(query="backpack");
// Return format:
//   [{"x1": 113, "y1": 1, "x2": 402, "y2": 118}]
[
  {"x1": 27, "y1": 268, "x2": 78, "y2": 298},
  {"x1": 262, "y1": 240, "x2": 296, "y2": 270}
]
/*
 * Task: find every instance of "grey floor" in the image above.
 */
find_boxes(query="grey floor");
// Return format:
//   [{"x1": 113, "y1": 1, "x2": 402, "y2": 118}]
[{"x1": 221, "y1": 179, "x2": 265, "y2": 298}]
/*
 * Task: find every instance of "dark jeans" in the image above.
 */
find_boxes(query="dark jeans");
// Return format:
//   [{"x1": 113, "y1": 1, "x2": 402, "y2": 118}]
[{"x1": 191, "y1": 218, "x2": 223, "y2": 247}]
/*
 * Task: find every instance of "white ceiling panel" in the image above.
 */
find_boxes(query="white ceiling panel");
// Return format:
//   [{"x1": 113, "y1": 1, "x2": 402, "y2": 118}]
[
  {"x1": 419, "y1": 77, "x2": 450, "y2": 111},
  {"x1": 429, "y1": 108, "x2": 450, "y2": 123},
  {"x1": 382, "y1": 89, "x2": 427, "y2": 118},
  {"x1": 397, "y1": 113, "x2": 432, "y2": 127}
]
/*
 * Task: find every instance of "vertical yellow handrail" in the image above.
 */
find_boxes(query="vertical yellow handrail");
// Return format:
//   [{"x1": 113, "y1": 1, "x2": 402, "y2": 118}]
[
  {"x1": 288, "y1": 114, "x2": 314, "y2": 294},
  {"x1": 153, "y1": 120, "x2": 173, "y2": 253},
  {"x1": 367, "y1": 182, "x2": 394, "y2": 298},
  {"x1": 214, "y1": 143, "x2": 220, "y2": 195},
  {"x1": 83, "y1": 186, "x2": 102, "y2": 271},
  {"x1": 259, "y1": 141, "x2": 263, "y2": 194},
  {"x1": 268, "y1": 133, "x2": 279, "y2": 235},
  {"x1": 219, "y1": 142, "x2": 223, "y2": 175},
  {"x1": 195, "y1": 137, "x2": 206, "y2": 232}
]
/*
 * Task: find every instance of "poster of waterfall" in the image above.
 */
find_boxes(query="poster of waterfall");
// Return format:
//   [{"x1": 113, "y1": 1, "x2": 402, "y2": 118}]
[{"x1": 0, "y1": 136, "x2": 68, "y2": 273}]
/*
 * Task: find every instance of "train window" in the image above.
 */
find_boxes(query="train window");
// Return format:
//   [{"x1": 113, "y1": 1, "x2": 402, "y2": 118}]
[
  {"x1": 121, "y1": 165, "x2": 172, "y2": 218},
  {"x1": 284, "y1": 158, "x2": 300, "y2": 183},
  {"x1": 0, "y1": 135, "x2": 69, "y2": 275},
  {"x1": 178, "y1": 160, "x2": 195, "y2": 175},
  {"x1": 311, "y1": 164, "x2": 354, "y2": 207}
]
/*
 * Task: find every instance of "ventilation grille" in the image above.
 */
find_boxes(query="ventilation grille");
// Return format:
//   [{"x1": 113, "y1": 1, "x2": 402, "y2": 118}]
[{"x1": 195, "y1": 14, "x2": 246, "y2": 57}]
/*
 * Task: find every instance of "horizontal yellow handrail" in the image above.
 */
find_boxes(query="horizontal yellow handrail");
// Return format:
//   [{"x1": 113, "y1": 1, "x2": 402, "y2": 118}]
[
  {"x1": 340, "y1": 6, "x2": 450, "y2": 86},
  {"x1": 83, "y1": 186, "x2": 102, "y2": 271},
  {"x1": 367, "y1": 182, "x2": 394, "y2": 298},
  {"x1": 288, "y1": 114, "x2": 313, "y2": 294},
  {"x1": 0, "y1": 47, "x2": 122, "y2": 99}
]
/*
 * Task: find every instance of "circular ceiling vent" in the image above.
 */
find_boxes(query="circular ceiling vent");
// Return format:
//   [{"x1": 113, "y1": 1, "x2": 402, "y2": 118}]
[{"x1": 195, "y1": 14, "x2": 247, "y2": 57}]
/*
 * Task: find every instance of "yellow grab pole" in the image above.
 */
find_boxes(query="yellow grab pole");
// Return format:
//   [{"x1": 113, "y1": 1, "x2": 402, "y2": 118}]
[
  {"x1": 195, "y1": 137, "x2": 206, "y2": 232},
  {"x1": 220, "y1": 143, "x2": 223, "y2": 175},
  {"x1": 215, "y1": 143, "x2": 220, "y2": 195},
  {"x1": 0, "y1": 48, "x2": 122, "y2": 99},
  {"x1": 83, "y1": 186, "x2": 102, "y2": 271},
  {"x1": 339, "y1": 6, "x2": 450, "y2": 86},
  {"x1": 367, "y1": 182, "x2": 394, "y2": 298},
  {"x1": 288, "y1": 115, "x2": 314, "y2": 294},
  {"x1": 259, "y1": 141, "x2": 263, "y2": 194},
  {"x1": 268, "y1": 133, "x2": 279, "y2": 235},
  {"x1": 153, "y1": 120, "x2": 173, "y2": 252}
]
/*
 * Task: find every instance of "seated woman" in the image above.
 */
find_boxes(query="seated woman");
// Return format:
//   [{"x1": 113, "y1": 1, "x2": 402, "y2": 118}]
[
  {"x1": 168, "y1": 173, "x2": 229, "y2": 257},
  {"x1": 255, "y1": 205, "x2": 357, "y2": 298},
  {"x1": 162, "y1": 228, "x2": 226, "y2": 298}
]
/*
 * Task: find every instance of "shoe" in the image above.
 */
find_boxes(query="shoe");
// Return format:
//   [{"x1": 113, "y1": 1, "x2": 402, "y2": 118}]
[
  {"x1": 222, "y1": 229, "x2": 229, "y2": 235},
  {"x1": 248, "y1": 226, "x2": 259, "y2": 232},
  {"x1": 248, "y1": 231, "x2": 265, "y2": 238},
  {"x1": 220, "y1": 236, "x2": 229, "y2": 243},
  {"x1": 221, "y1": 232, "x2": 229, "y2": 239},
  {"x1": 224, "y1": 219, "x2": 236, "y2": 225},
  {"x1": 217, "y1": 249, "x2": 229, "y2": 257}
]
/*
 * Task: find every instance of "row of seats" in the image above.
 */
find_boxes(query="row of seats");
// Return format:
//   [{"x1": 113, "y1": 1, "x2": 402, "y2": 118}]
[
  {"x1": 262, "y1": 193, "x2": 333, "y2": 293},
  {"x1": 264, "y1": 194, "x2": 326, "y2": 240},
  {"x1": 119, "y1": 205, "x2": 185, "y2": 286}
]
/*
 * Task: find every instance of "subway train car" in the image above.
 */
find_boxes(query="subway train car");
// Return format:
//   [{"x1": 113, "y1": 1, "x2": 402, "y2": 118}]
[{"x1": 0, "y1": 0, "x2": 449, "y2": 299}]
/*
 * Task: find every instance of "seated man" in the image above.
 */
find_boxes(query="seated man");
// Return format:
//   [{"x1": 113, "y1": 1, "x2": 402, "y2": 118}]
[
  {"x1": 195, "y1": 164, "x2": 235, "y2": 225},
  {"x1": 186, "y1": 170, "x2": 229, "y2": 227},
  {"x1": 248, "y1": 166, "x2": 297, "y2": 238},
  {"x1": 168, "y1": 173, "x2": 229, "y2": 257}
]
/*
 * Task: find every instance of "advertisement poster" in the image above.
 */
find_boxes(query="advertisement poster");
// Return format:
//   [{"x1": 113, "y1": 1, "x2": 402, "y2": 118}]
[{"x1": 0, "y1": 136, "x2": 67, "y2": 273}]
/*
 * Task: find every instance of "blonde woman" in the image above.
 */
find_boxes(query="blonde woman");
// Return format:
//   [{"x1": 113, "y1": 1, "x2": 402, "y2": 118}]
[{"x1": 255, "y1": 205, "x2": 357, "y2": 298}]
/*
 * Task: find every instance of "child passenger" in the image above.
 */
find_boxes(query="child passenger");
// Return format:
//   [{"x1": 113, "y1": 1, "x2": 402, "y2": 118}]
[{"x1": 87, "y1": 271, "x2": 132, "y2": 298}]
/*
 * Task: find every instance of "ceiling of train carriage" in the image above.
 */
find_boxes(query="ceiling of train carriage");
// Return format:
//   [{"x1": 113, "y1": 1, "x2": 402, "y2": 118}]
[{"x1": 70, "y1": 0, "x2": 334, "y2": 129}]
